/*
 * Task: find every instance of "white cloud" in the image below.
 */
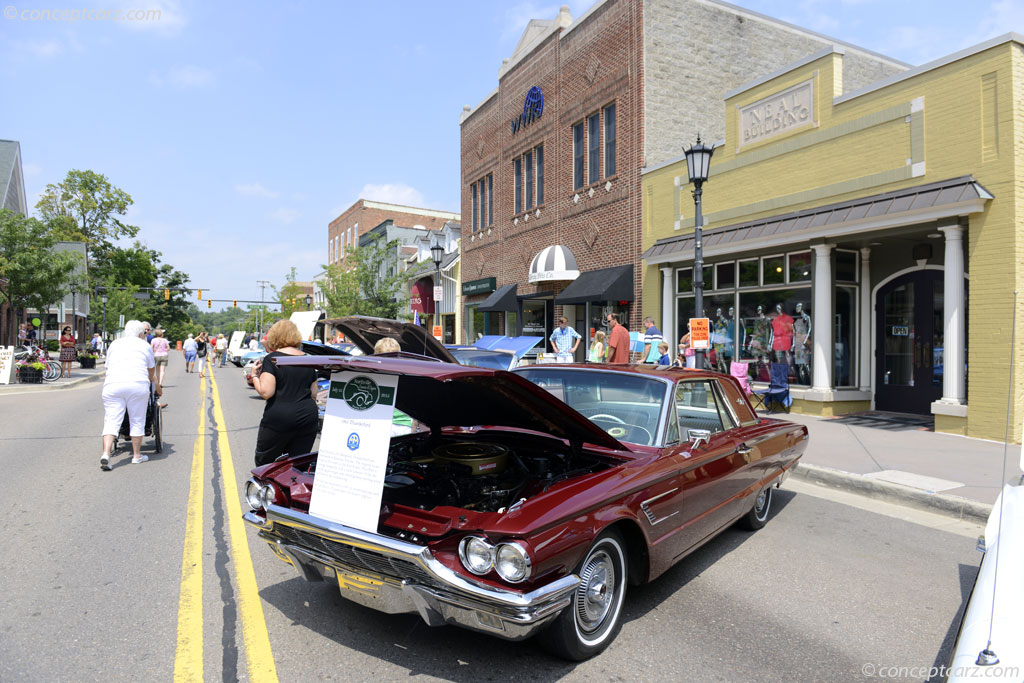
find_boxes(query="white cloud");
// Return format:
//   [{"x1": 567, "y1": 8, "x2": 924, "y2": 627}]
[
  {"x1": 358, "y1": 183, "x2": 426, "y2": 207},
  {"x1": 14, "y1": 40, "x2": 62, "y2": 58},
  {"x1": 168, "y1": 65, "x2": 215, "y2": 88},
  {"x1": 268, "y1": 207, "x2": 301, "y2": 225},
  {"x1": 235, "y1": 182, "x2": 279, "y2": 199}
]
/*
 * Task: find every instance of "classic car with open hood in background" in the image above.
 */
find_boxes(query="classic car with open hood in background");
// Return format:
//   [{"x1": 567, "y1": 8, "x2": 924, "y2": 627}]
[{"x1": 243, "y1": 352, "x2": 808, "y2": 660}]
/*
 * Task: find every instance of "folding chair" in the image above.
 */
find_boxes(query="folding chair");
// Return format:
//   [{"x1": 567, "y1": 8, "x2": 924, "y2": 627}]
[
  {"x1": 752, "y1": 362, "x2": 792, "y2": 413},
  {"x1": 729, "y1": 361, "x2": 753, "y2": 396}
]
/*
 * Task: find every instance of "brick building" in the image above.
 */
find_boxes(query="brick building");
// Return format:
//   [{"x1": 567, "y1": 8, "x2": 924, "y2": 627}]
[
  {"x1": 459, "y1": 0, "x2": 904, "y2": 358},
  {"x1": 327, "y1": 199, "x2": 459, "y2": 268}
]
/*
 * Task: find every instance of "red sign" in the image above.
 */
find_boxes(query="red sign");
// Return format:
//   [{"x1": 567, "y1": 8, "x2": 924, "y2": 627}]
[
  {"x1": 689, "y1": 317, "x2": 710, "y2": 350},
  {"x1": 432, "y1": 325, "x2": 442, "y2": 340},
  {"x1": 409, "y1": 277, "x2": 434, "y2": 314}
]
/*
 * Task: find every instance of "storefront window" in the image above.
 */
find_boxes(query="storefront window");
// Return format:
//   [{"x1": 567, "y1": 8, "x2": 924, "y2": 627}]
[
  {"x1": 522, "y1": 300, "x2": 547, "y2": 336},
  {"x1": 677, "y1": 293, "x2": 736, "y2": 372},
  {"x1": 505, "y1": 311, "x2": 518, "y2": 337},
  {"x1": 716, "y1": 263, "x2": 735, "y2": 290},
  {"x1": 443, "y1": 314, "x2": 455, "y2": 344},
  {"x1": 835, "y1": 287, "x2": 855, "y2": 387},
  {"x1": 762, "y1": 255, "x2": 785, "y2": 285},
  {"x1": 737, "y1": 288, "x2": 812, "y2": 385},
  {"x1": 836, "y1": 250, "x2": 858, "y2": 282},
  {"x1": 677, "y1": 266, "x2": 713, "y2": 294},
  {"x1": 464, "y1": 304, "x2": 484, "y2": 343},
  {"x1": 788, "y1": 251, "x2": 812, "y2": 283},
  {"x1": 739, "y1": 259, "x2": 758, "y2": 287}
]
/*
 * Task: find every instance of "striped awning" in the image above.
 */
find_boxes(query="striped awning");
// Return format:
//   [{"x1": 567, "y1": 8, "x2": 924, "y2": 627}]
[
  {"x1": 529, "y1": 245, "x2": 580, "y2": 283},
  {"x1": 642, "y1": 176, "x2": 993, "y2": 264}
]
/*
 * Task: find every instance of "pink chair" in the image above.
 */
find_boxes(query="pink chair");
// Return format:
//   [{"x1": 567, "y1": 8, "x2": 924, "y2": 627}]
[{"x1": 729, "y1": 361, "x2": 753, "y2": 395}]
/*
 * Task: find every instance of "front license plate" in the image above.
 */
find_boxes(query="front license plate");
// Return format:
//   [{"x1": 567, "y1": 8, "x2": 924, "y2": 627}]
[{"x1": 337, "y1": 569, "x2": 384, "y2": 597}]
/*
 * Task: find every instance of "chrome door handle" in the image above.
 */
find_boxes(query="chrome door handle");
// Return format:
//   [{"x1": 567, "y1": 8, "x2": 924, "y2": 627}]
[{"x1": 737, "y1": 445, "x2": 752, "y2": 461}]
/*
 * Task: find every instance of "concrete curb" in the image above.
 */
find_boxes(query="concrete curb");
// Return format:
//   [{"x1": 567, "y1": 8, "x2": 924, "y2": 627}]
[
  {"x1": 0, "y1": 369, "x2": 106, "y2": 394},
  {"x1": 791, "y1": 463, "x2": 992, "y2": 525}
]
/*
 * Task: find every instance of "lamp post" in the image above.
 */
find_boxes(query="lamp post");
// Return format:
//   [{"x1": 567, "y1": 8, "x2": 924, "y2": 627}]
[
  {"x1": 304, "y1": 294, "x2": 312, "y2": 311},
  {"x1": 683, "y1": 135, "x2": 715, "y2": 370},
  {"x1": 101, "y1": 294, "x2": 108, "y2": 344},
  {"x1": 430, "y1": 236, "x2": 444, "y2": 337},
  {"x1": 71, "y1": 288, "x2": 77, "y2": 343}
]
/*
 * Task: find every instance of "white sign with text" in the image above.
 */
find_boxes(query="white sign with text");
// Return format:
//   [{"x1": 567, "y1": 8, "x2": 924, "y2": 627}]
[
  {"x1": 0, "y1": 347, "x2": 14, "y2": 385},
  {"x1": 308, "y1": 371, "x2": 399, "y2": 532}
]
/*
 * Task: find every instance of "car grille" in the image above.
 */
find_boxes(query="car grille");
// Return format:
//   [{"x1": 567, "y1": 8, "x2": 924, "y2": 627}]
[{"x1": 273, "y1": 524, "x2": 442, "y2": 589}]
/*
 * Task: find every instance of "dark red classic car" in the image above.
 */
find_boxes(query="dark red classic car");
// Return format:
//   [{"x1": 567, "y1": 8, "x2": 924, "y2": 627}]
[{"x1": 243, "y1": 356, "x2": 807, "y2": 660}]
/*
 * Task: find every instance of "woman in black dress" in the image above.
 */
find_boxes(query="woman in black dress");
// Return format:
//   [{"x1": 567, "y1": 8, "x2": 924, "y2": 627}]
[{"x1": 251, "y1": 319, "x2": 318, "y2": 466}]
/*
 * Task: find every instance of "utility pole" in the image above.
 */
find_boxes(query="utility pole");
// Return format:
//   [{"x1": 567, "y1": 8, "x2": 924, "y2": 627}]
[{"x1": 256, "y1": 280, "x2": 271, "y2": 338}]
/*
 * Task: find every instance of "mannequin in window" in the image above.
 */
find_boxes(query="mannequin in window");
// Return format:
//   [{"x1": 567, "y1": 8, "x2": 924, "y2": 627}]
[
  {"x1": 713, "y1": 308, "x2": 729, "y2": 372},
  {"x1": 770, "y1": 303, "x2": 794, "y2": 365},
  {"x1": 748, "y1": 305, "x2": 771, "y2": 380},
  {"x1": 792, "y1": 302, "x2": 812, "y2": 384},
  {"x1": 723, "y1": 306, "x2": 737, "y2": 371}
]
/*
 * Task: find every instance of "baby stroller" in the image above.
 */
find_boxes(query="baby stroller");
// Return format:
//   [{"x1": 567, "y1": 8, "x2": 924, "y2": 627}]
[{"x1": 114, "y1": 382, "x2": 162, "y2": 453}]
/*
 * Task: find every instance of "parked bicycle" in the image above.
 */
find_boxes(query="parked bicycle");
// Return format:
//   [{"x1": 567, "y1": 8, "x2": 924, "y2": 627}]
[{"x1": 14, "y1": 345, "x2": 61, "y2": 382}]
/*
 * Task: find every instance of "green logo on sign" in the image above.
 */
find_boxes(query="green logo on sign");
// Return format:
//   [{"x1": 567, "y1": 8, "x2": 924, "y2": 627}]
[{"x1": 329, "y1": 376, "x2": 396, "y2": 410}]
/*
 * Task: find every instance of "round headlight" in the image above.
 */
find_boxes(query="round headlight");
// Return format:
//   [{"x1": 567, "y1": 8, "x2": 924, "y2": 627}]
[
  {"x1": 260, "y1": 483, "x2": 277, "y2": 509},
  {"x1": 459, "y1": 536, "x2": 494, "y2": 575},
  {"x1": 495, "y1": 542, "x2": 532, "y2": 583},
  {"x1": 245, "y1": 480, "x2": 264, "y2": 510}
]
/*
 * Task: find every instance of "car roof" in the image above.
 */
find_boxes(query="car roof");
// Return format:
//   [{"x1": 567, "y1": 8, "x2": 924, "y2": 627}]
[{"x1": 513, "y1": 363, "x2": 720, "y2": 381}]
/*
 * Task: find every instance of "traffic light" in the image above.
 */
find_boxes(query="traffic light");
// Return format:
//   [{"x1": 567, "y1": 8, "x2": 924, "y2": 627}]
[
  {"x1": 164, "y1": 288, "x2": 170, "y2": 300},
  {"x1": 207, "y1": 299, "x2": 212, "y2": 309},
  {"x1": 197, "y1": 289, "x2": 202, "y2": 300},
  {"x1": 233, "y1": 300, "x2": 237, "y2": 308}
]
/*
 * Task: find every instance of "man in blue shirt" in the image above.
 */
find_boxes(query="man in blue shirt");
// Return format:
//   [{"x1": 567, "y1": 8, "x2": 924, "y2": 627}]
[
  {"x1": 642, "y1": 316, "x2": 664, "y2": 363},
  {"x1": 549, "y1": 316, "x2": 582, "y2": 362}
]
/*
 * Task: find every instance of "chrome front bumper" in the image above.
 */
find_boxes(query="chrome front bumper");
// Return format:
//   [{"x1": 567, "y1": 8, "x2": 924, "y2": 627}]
[{"x1": 244, "y1": 505, "x2": 578, "y2": 640}]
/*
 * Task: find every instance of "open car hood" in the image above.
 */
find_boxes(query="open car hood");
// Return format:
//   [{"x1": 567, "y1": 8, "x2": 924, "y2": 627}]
[
  {"x1": 274, "y1": 354, "x2": 626, "y2": 451},
  {"x1": 326, "y1": 316, "x2": 458, "y2": 364}
]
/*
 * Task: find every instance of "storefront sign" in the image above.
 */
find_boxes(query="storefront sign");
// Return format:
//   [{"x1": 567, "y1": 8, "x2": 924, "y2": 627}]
[
  {"x1": 738, "y1": 78, "x2": 815, "y2": 148},
  {"x1": 510, "y1": 86, "x2": 544, "y2": 135},
  {"x1": 689, "y1": 317, "x2": 710, "y2": 350},
  {"x1": 310, "y1": 372, "x2": 400, "y2": 532},
  {"x1": 891, "y1": 326, "x2": 909, "y2": 337},
  {"x1": 462, "y1": 277, "x2": 496, "y2": 296},
  {"x1": 409, "y1": 277, "x2": 434, "y2": 314},
  {"x1": 0, "y1": 346, "x2": 14, "y2": 385}
]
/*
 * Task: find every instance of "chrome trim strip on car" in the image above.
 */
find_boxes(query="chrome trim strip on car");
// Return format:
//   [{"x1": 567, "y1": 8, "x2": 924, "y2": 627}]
[
  {"x1": 254, "y1": 504, "x2": 580, "y2": 610},
  {"x1": 640, "y1": 488, "x2": 680, "y2": 526}
]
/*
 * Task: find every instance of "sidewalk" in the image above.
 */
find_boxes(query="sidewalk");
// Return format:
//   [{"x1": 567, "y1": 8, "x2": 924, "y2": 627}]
[
  {"x1": 0, "y1": 357, "x2": 106, "y2": 395},
  {"x1": 779, "y1": 409, "x2": 1024, "y2": 522}
]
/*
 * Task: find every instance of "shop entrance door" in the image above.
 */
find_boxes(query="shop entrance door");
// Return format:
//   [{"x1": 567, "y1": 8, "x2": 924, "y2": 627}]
[{"x1": 875, "y1": 270, "x2": 943, "y2": 414}]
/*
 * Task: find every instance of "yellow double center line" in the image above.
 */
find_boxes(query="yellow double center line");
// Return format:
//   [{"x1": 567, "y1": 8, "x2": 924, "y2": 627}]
[{"x1": 174, "y1": 369, "x2": 279, "y2": 682}]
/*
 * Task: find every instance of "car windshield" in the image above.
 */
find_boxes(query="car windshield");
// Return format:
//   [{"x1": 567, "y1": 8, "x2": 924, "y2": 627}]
[
  {"x1": 513, "y1": 368, "x2": 667, "y2": 446},
  {"x1": 449, "y1": 348, "x2": 514, "y2": 370}
]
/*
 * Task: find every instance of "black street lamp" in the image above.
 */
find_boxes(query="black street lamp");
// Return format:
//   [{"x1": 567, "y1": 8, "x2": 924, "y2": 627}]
[
  {"x1": 304, "y1": 294, "x2": 312, "y2": 311},
  {"x1": 101, "y1": 294, "x2": 108, "y2": 343},
  {"x1": 683, "y1": 135, "x2": 715, "y2": 369},
  {"x1": 70, "y1": 287, "x2": 78, "y2": 343},
  {"x1": 430, "y1": 236, "x2": 445, "y2": 336}
]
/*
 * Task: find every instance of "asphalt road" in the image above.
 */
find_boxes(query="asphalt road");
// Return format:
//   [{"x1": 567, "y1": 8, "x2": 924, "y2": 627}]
[{"x1": 0, "y1": 359, "x2": 982, "y2": 682}]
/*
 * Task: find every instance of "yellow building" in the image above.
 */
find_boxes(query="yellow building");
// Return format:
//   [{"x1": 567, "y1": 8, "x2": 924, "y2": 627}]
[{"x1": 642, "y1": 34, "x2": 1023, "y2": 441}]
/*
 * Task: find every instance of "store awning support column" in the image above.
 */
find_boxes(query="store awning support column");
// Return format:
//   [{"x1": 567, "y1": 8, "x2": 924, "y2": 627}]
[
  {"x1": 811, "y1": 243, "x2": 835, "y2": 392},
  {"x1": 938, "y1": 221, "x2": 966, "y2": 405},
  {"x1": 859, "y1": 247, "x2": 871, "y2": 392},
  {"x1": 661, "y1": 266, "x2": 674, "y2": 345}
]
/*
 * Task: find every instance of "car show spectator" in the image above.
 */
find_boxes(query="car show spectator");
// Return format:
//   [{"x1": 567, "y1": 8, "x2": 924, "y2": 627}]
[
  {"x1": 641, "y1": 316, "x2": 664, "y2": 363},
  {"x1": 605, "y1": 313, "x2": 630, "y2": 364},
  {"x1": 151, "y1": 328, "x2": 170, "y2": 385},
  {"x1": 100, "y1": 319, "x2": 160, "y2": 469},
  {"x1": 251, "y1": 319, "x2": 318, "y2": 466},
  {"x1": 59, "y1": 325, "x2": 76, "y2": 378},
  {"x1": 549, "y1": 317, "x2": 581, "y2": 362},
  {"x1": 182, "y1": 334, "x2": 197, "y2": 373},
  {"x1": 588, "y1": 330, "x2": 606, "y2": 363}
]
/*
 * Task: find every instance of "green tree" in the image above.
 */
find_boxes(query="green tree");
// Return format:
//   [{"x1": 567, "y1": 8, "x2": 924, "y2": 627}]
[
  {"x1": 320, "y1": 235, "x2": 406, "y2": 319},
  {"x1": 36, "y1": 170, "x2": 138, "y2": 263},
  {"x1": 0, "y1": 209, "x2": 81, "y2": 344},
  {"x1": 273, "y1": 267, "x2": 309, "y2": 318}
]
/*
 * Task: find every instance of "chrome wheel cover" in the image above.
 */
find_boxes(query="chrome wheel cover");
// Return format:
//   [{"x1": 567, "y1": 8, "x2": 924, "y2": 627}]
[
  {"x1": 576, "y1": 548, "x2": 616, "y2": 633},
  {"x1": 754, "y1": 487, "x2": 771, "y2": 519}
]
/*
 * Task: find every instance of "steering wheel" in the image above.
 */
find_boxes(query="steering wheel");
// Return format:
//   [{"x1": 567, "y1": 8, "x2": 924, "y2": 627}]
[{"x1": 589, "y1": 413, "x2": 625, "y2": 424}]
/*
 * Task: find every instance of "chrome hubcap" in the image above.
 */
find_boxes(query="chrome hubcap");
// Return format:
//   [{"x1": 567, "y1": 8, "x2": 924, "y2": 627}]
[
  {"x1": 577, "y1": 549, "x2": 615, "y2": 633},
  {"x1": 755, "y1": 487, "x2": 770, "y2": 518}
]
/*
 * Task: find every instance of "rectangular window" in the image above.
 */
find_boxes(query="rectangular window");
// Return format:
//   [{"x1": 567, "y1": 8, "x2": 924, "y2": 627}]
[
  {"x1": 716, "y1": 262, "x2": 735, "y2": 289},
  {"x1": 471, "y1": 183, "x2": 478, "y2": 232},
  {"x1": 487, "y1": 174, "x2": 493, "y2": 225},
  {"x1": 788, "y1": 251, "x2": 812, "y2": 282},
  {"x1": 536, "y1": 145, "x2": 544, "y2": 205},
  {"x1": 763, "y1": 255, "x2": 785, "y2": 285},
  {"x1": 525, "y1": 151, "x2": 534, "y2": 209},
  {"x1": 573, "y1": 122, "x2": 584, "y2": 190},
  {"x1": 513, "y1": 157, "x2": 522, "y2": 215},
  {"x1": 480, "y1": 180, "x2": 487, "y2": 231},
  {"x1": 604, "y1": 104, "x2": 616, "y2": 177},
  {"x1": 588, "y1": 112, "x2": 600, "y2": 185},
  {"x1": 836, "y1": 250, "x2": 858, "y2": 282},
  {"x1": 738, "y1": 259, "x2": 758, "y2": 287}
]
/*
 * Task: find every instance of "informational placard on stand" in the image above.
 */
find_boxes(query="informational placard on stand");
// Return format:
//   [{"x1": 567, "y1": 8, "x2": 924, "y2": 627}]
[
  {"x1": 309, "y1": 371, "x2": 399, "y2": 532},
  {"x1": 0, "y1": 347, "x2": 14, "y2": 385},
  {"x1": 689, "y1": 317, "x2": 710, "y2": 350}
]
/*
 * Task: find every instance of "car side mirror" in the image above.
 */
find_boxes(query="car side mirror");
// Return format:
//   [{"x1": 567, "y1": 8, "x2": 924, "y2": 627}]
[{"x1": 687, "y1": 428, "x2": 711, "y2": 450}]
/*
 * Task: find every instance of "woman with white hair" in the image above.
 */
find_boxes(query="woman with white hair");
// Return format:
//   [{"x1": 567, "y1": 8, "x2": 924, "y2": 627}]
[{"x1": 100, "y1": 319, "x2": 161, "y2": 469}]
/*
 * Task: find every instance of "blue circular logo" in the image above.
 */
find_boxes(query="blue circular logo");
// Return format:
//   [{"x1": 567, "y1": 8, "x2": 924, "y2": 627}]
[
  {"x1": 523, "y1": 86, "x2": 544, "y2": 119},
  {"x1": 347, "y1": 432, "x2": 360, "y2": 450}
]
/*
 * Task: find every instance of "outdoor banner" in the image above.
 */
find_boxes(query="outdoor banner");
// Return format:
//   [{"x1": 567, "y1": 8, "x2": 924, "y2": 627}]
[
  {"x1": 689, "y1": 317, "x2": 710, "y2": 350},
  {"x1": 0, "y1": 347, "x2": 14, "y2": 385},
  {"x1": 309, "y1": 371, "x2": 399, "y2": 532}
]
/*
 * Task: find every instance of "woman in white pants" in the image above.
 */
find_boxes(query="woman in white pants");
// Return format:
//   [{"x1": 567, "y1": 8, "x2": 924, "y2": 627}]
[{"x1": 100, "y1": 320, "x2": 162, "y2": 469}]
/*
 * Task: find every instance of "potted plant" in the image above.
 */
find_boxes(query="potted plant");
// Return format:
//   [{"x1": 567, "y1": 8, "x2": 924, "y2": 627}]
[
  {"x1": 17, "y1": 359, "x2": 45, "y2": 383},
  {"x1": 78, "y1": 352, "x2": 97, "y2": 369}
]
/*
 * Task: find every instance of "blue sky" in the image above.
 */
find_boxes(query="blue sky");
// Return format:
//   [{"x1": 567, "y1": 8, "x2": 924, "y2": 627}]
[{"x1": 2, "y1": 0, "x2": 1020, "y2": 307}]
